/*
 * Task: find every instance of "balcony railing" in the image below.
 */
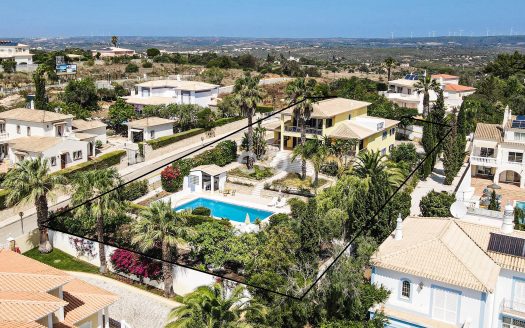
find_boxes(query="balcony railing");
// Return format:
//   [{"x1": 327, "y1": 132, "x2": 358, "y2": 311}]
[
  {"x1": 284, "y1": 126, "x2": 323, "y2": 136},
  {"x1": 470, "y1": 156, "x2": 497, "y2": 165},
  {"x1": 502, "y1": 298, "x2": 525, "y2": 316}
]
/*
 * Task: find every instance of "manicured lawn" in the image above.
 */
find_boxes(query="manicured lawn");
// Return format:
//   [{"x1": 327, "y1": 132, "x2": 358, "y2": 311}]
[
  {"x1": 24, "y1": 248, "x2": 100, "y2": 274},
  {"x1": 229, "y1": 165, "x2": 274, "y2": 180}
]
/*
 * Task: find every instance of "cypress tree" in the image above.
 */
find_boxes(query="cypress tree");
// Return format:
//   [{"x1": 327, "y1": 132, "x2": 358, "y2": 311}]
[
  {"x1": 429, "y1": 90, "x2": 447, "y2": 167},
  {"x1": 33, "y1": 65, "x2": 48, "y2": 110},
  {"x1": 421, "y1": 121, "x2": 435, "y2": 180},
  {"x1": 443, "y1": 112, "x2": 459, "y2": 185}
]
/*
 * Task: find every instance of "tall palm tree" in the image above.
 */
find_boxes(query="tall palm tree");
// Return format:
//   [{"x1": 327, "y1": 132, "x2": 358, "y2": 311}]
[
  {"x1": 305, "y1": 139, "x2": 329, "y2": 187},
  {"x1": 414, "y1": 74, "x2": 440, "y2": 117},
  {"x1": 71, "y1": 168, "x2": 123, "y2": 273},
  {"x1": 165, "y1": 283, "x2": 266, "y2": 328},
  {"x1": 353, "y1": 150, "x2": 404, "y2": 188},
  {"x1": 383, "y1": 57, "x2": 397, "y2": 81},
  {"x1": 325, "y1": 137, "x2": 358, "y2": 174},
  {"x1": 132, "y1": 200, "x2": 192, "y2": 297},
  {"x1": 233, "y1": 73, "x2": 265, "y2": 169},
  {"x1": 286, "y1": 78, "x2": 315, "y2": 178},
  {"x1": 290, "y1": 140, "x2": 315, "y2": 180},
  {"x1": 2, "y1": 158, "x2": 67, "y2": 253}
]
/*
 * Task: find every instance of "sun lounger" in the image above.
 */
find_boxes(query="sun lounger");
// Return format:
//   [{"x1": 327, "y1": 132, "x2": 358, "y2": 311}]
[{"x1": 268, "y1": 197, "x2": 278, "y2": 207}]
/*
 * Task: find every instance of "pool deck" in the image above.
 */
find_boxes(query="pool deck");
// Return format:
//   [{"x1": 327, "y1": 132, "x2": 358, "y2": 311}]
[{"x1": 162, "y1": 190, "x2": 291, "y2": 221}]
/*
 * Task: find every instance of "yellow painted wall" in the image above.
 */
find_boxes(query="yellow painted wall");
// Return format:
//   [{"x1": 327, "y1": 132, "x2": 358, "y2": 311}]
[
  {"x1": 362, "y1": 128, "x2": 396, "y2": 154},
  {"x1": 332, "y1": 106, "x2": 368, "y2": 125}
]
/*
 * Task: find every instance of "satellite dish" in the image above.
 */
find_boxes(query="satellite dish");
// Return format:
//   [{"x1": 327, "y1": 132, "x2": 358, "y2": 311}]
[{"x1": 450, "y1": 201, "x2": 468, "y2": 219}]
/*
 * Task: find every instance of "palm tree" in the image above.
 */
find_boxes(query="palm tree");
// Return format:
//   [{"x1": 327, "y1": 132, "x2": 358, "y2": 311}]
[
  {"x1": 2, "y1": 158, "x2": 67, "y2": 253},
  {"x1": 325, "y1": 138, "x2": 358, "y2": 173},
  {"x1": 290, "y1": 140, "x2": 315, "y2": 181},
  {"x1": 71, "y1": 168, "x2": 123, "y2": 273},
  {"x1": 286, "y1": 78, "x2": 315, "y2": 178},
  {"x1": 111, "y1": 35, "x2": 118, "y2": 47},
  {"x1": 414, "y1": 74, "x2": 440, "y2": 117},
  {"x1": 165, "y1": 283, "x2": 266, "y2": 328},
  {"x1": 383, "y1": 57, "x2": 397, "y2": 81},
  {"x1": 132, "y1": 200, "x2": 192, "y2": 297},
  {"x1": 233, "y1": 73, "x2": 265, "y2": 169},
  {"x1": 305, "y1": 139, "x2": 329, "y2": 187},
  {"x1": 353, "y1": 150, "x2": 404, "y2": 188}
]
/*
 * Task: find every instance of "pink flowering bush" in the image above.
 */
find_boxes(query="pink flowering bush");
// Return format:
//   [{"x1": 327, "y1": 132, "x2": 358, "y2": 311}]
[{"x1": 110, "y1": 249, "x2": 162, "y2": 281}]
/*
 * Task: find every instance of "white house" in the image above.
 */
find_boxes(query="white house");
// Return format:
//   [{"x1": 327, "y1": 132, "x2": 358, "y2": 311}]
[
  {"x1": 126, "y1": 116, "x2": 175, "y2": 143},
  {"x1": 380, "y1": 73, "x2": 476, "y2": 114},
  {"x1": 370, "y1": 208, "x2": 525, "y2": 328},
  {"x1": 72, "y1": 119, "x2": 108, "y2": 145},
  {"x1": 0, "y1": 40, "x2": 33, "y2": 66},
  {"x1": 182, "y1": 164, "x2": 236, "y2": 193},
  {"x1": 91, "y1": 46, "x2": 135, "y2": 58},
  {"x1": 125, "y1": 79, "x2": 220, "y2": 111},
  {"x1": 469, "y1": 107, "x2": 525, "y2": 188},
  {"x1": 0, "y1": 108, "x2": 90, "y2": 172}
]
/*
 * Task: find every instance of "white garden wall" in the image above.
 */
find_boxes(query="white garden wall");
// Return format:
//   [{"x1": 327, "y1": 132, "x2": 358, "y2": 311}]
[{"x1": 49, "y1": 229, "x2": 215, "y2": 295}]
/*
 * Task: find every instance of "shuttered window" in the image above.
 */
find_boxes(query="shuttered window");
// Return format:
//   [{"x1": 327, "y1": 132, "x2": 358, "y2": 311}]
[{"x1": 432, "y1": 286, "x2": 459, "y2": 324}]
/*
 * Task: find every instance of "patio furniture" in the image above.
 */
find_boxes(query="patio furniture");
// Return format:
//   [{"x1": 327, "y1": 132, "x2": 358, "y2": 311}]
[{"x1": 268, "y1": 197, "x2": 278, "y2": 207}]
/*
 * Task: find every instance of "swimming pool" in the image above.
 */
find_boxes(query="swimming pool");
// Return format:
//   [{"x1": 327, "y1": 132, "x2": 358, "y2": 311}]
[{"x1": 174, "y1": 198, "x2": 274, "y2": 223}]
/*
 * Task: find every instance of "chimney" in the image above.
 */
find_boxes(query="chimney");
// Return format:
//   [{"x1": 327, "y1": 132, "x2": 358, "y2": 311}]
[
  {"x1": 503, "y1": 105, "x2": 511, "y2": 129},
  {"x1": 394, "y1": 213, "x2": 403, "y2": 240},
  {"x1": 176, "y1": 74, "x2": 181, "y2": 81},
  {"x1": 501, "y1": 202, "x2": 514, "y2": 234}
]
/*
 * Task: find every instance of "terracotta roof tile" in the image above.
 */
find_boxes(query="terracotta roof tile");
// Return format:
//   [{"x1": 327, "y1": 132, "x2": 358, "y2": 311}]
[
  {"x1": 432, "y1": 74, "x2": 459, "y2": 79},
  {"x1": 126, "y1": 116, "x2": 175, "y2": 129},
  {"x1": 474, "y1": 123, "x2": 503, "y2": 143},
  {"x1": 283, "y1": 97, "x2": 371, "y2": 119},
  {"x1": 444, "y1": 84, "x2": 476, "y2": 92},
  {"x1": 0, "y1": 108, "x2": 72, "y2": 123},
  {"x1": 63, "y1": 279, "x2": 118, "y2": 325}
]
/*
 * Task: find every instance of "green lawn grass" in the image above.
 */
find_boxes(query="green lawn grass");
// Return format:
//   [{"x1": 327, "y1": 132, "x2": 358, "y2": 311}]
[{"x1": 24, "y1": 248, "x2": 100, "y2": 274}]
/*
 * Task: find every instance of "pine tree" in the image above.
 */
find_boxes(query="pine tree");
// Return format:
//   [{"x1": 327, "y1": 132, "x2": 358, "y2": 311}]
[{"x1": 488, "y1": 190, "x2": 500, "y2": 211}]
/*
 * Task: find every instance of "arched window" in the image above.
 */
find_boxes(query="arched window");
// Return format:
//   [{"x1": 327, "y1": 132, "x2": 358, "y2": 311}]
[{"x1": 401, "y1": 280, "x2": 411, "y2": 299}]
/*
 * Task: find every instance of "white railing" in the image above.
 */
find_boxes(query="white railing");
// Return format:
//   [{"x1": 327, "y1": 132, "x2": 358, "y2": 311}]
[
  {"x1": 470, "y1": 156, "x2": 497, "y2": 165},
  {"x1": 467, "y1": 207, "x2": 503, "y2": 219},
  {"x1": 502, "y1": 298, "x2": 525, "y2": 314}
]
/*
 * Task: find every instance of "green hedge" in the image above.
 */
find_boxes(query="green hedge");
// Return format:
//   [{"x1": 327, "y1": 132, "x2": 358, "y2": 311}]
[
  {"x1": 58, "y1": 150, "x2": 126, "y2": 177},
  {"x1": 146, "y1": 128, "x2": 204, "y2": 150},
  {"x1": 121, "y1": 180, "x2": 149, "y2": 201},
  {"x1": 214, "y1": 116, "x2": 242, "y2": 127},
  {"x1": 0, "y1": 189, "x2": 9, "y2": 210},
  {"x1": 256, "y1": 105, "x2": 274, "y2": 113}
]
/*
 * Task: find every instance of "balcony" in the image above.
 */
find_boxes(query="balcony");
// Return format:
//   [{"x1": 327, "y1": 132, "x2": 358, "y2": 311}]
[
  {"x1": 284, "y1": 126, "x2": 323, "y2": 136},
  {"x1": 0, "y1": 133, "x2": 9, "y2": 142},
  {"x1": 502, "y1": 298, "x2": 525, "y2": 319},
  {"x1": 470, "y1": 156, "x2": 497, "y2": 166}
]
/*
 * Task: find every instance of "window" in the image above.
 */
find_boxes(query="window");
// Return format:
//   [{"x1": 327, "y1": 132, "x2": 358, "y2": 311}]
[
  {"x1": 390, "y1": 128, "x2": 396, "y2": 136},
  {"x1": 508, "y1": 152, "x2": 523, "y2": 163},
  {"x1": 382, "y1": 131, "x2": 387, "y2": 139},
  {"x1": 26, "y1": 127, "x2": 31, "y2": 136},
  {"x1": 72, "y1": 151, "x2": 82, "y2": 161},
  {"x1": 479, "y1": 147, "x2": 495, "y2": 157},
  {"x1": 0, "y1": 123, "x2": 5, "y2": 133},
  {"x1": 50, "y1": 157, "x2": 56, "y2": 166},
  {"x1": 503, "y1": 317, "x2": 525, "y2": 328},
  {"x1": 325, "y1": 118, "x2": 333, "y2": 128},
  {"x1": 515, "y1": 133, "x2": 525, "y2": 141},
  {"x1": 78, "y1": 321, "x2": 92, "y2": 328},
  {"x1": 401, "y1": 280, "x2": 411, "y2": 299},
  {"x1": 432, "y1": 286, "x2": 459, "y2": 324},
  {"x1": 16, "y1": 125, "x2": 20, "y2": 134},
  {"x1": 150, "y1": 130, "x2": 155, "y2": 139}
]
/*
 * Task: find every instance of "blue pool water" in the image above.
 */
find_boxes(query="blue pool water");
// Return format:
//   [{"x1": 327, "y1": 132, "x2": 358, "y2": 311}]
[
  {"x1": 517, "y1": 201, "x2": 525, "y2": 211},
  {"x1": 174, "y1": 198, "x2": 274, "y2": 223}
]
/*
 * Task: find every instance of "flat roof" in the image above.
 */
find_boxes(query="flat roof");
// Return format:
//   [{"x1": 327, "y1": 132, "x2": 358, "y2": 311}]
[
  {"x1": 135, "y1": 79, "x2": 219, "y2": 91},
  {"x1": 124, "y1": 96, "x2": 178, "y2": 106}
]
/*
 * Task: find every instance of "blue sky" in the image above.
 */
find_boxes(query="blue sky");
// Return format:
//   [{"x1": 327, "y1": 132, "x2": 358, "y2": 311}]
[{"x1": 3, "y1": 0, "x2": 525, "y2": 38}]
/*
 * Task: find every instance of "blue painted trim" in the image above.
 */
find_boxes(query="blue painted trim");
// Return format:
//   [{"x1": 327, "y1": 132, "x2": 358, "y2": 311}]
[
  {"x1": 385, "y1": 316, "x2": 426, "y2": 328},
  {"x1": 479, "y1": 292, "x2": 486, "y2": 328},
  {"x1": 430, "y1": 284, "x2": 462, "y2": 324},
  {"x1": 398, "y1": 278, "x2": 413, "y2": 303}
]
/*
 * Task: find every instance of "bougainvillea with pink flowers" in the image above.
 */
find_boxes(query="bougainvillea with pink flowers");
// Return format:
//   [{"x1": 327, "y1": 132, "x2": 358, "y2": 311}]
[
  {"x1": 110, "y1": 249, "x2": 162, "y2": 281},
  {"x1": 161, "y1": 165, "x2": 181, "y2": 192}
]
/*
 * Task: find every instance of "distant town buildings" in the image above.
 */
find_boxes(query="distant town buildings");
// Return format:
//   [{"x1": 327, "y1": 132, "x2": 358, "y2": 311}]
[
  {"x1": 0, "y1": 108, "x2": 105, "y2": 172},
  {"x1": 371, "y1": 209, "x2": 525, "y2": 328},
  {"x1": 381, "y1": 73, "x2": 476, "y2": 114},
  {"x1": 271, "y1": 97, "x2": 398, "y2": 155},
  {"x1": 124, "y1": 78, "x2": 220, "y2": 112},
  {"x1": 91, "y1": 46, "x2": 135, "y2": 58},
  {"x1": 0, "y1": 249, "x2": 118, "y2": 328},
  {"x1": 0, "y1": 40, "x2": 33, "y2": 66}
]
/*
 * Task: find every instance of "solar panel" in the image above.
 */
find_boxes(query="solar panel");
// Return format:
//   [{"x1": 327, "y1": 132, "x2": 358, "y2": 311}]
[{"x1": 487, "y1": 233, "x2": 525, "y2": 257}]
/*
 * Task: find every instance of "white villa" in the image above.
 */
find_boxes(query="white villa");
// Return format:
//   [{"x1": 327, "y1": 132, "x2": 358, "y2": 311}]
[
  {"x1": 183, "y1": 164, "x2": 237, "y2": 193},
  {"x1": 0, "y1": 108, "x2": 100, "y2": 172},
  {"x1": 0, "y1": 40, "x2": 33, "y2": 67},
  {"x1": 91, "y1": 46, "x2": 135, "y2": 58},
  {"x1": 124, "y1": 79, "x2": 220, "y2": 111},
  {"x1": 126, "y1": 116, "x2": 175, "y2": 143},
  {"x1": 381, "y1": 73, "x2": 476, "y2": 114},
  {"x1": 371, "y1": 208, "x2": 525, "y2": 328}
]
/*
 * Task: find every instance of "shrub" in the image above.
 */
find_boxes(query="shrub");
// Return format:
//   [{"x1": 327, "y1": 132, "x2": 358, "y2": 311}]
[
  {"x1": 172, "y1": 158, "x2": 193, "y2": 189},
  {"x1": 58, "y1": 150, "x2": 126, "y2": 177},
  {"x1": 321, "y1": 161, "x2": 339, "y2": 176},
  {"x1": 0, "y1": 189, "x2": 9, "y2": 210},
  {"x1": 146, "y1": 128, "x2": 204, "y2": 150},
  {"x1": 121, "y1": 180, "x2": 149, "y2": 201},
  {"x1": 161, "y1": 165, "x2": 181, "y2": 192},
  {"x1": 192, "y1": 206, "x2": 211, "y2": 216},
  {"x1": 419, "y1": 190, "x2": 455, "y2": 217},
  {"x1": 110, "y1": 248, "x2": 162, "y2": 281},
  {"x1": 125, "y1": 63, "x2": 139, "y2": 73},
  {"x1": 213, "y1": 117, "x2": 242, "y2": 127},
  {"x1": 256, "y1": 105, "x2": 274, "y2": 113},
  {"x1": 142, "y1": 61, "x2": 153, "y2": 68},
  {"x1": 193, "y1": 140, "x2": 237, "y2": 167}
]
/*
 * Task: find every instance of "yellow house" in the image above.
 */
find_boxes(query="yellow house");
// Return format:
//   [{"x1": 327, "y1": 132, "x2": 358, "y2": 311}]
[{"x1": 272, "y1": 97, "x2": 399, "y2": 155}]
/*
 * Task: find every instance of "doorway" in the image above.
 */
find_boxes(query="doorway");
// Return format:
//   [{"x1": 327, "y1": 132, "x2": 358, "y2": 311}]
[{"x1": 60, "y1": 153, "x2": 67, "y2": 169}]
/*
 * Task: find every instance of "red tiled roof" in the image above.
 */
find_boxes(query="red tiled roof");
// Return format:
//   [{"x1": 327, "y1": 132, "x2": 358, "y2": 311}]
[
  {"x1": 444, "y1": 84, "x2": 476, "y2": 92},
  {"x1": 431, "y1": 74, "x2": 459, "y2": 79}
]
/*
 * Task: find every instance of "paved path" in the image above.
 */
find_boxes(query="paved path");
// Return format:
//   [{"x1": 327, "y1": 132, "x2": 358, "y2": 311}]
[{"x1": 69, "y1": 271, "x2": 179, "y2": 328}]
